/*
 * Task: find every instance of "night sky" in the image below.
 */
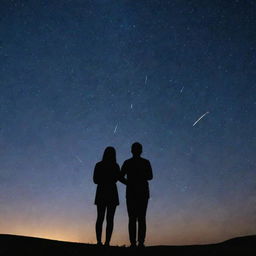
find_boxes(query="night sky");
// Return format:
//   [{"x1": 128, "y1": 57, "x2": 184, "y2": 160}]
[{"x1": 0, "y1": 0, "x2": 256, "y2": 246}]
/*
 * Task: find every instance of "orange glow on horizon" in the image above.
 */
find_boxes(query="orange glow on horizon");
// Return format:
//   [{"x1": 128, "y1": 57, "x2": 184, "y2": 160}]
[{"x1": 1, "y1": 205, "x2": 255, "y2": 246}]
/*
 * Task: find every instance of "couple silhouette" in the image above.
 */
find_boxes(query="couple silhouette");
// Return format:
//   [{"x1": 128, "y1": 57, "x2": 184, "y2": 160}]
[{"x1": 93, "y1": 142, "x2": 153, "y2": 248}]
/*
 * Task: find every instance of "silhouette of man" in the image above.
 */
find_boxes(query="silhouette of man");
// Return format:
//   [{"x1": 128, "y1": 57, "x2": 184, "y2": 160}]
[{"x1": 121, "y1": 142, "x2": 153, "y2": 247}]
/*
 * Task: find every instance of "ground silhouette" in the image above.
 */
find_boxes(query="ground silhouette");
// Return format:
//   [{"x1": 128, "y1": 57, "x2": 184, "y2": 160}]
[{"x1": 1, "y1": 234, "x2": 256, "y2": 256}]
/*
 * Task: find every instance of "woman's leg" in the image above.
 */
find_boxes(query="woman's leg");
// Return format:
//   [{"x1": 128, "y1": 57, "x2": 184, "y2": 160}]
[
  {"x1": 96, "y1": 204, "x2": 106, "y2": 245},
  {"x1": 105, "y1": 204, "x2": 117, "y2": 245}
]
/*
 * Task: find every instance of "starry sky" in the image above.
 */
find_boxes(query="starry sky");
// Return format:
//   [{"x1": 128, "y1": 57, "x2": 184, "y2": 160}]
[{"x1": 0, "y1": 0, "x2": 256, "y2": 246}]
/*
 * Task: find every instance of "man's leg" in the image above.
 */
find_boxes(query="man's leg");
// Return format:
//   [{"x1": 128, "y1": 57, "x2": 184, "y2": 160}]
[
  {"x1": 126, "y1": 198, "x2": 137, "y2": 246},
  {"x1": 138, "y1": 199, "x2": 148, "y2": 246}
]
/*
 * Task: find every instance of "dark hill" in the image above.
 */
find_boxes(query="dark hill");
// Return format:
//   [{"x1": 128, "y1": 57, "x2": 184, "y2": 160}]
[{"x1": 0, "y1": 234, "x2": 255, "y2": 256}]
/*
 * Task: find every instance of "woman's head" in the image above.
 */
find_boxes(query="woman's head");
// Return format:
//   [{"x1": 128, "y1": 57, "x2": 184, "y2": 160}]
[{"x1": 102, "y1": 146, "x2": 116, "y2": 163}]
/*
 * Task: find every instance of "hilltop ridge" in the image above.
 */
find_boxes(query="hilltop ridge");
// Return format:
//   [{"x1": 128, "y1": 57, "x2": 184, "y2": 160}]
[{"x1": 1, "y1": 234, "x2": 255, "y2": 256}]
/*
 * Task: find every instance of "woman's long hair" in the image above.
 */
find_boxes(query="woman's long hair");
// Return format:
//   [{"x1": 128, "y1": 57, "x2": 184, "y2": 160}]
[{"x1": 102, "y1": 146, "x2": 116, "y2": 163}]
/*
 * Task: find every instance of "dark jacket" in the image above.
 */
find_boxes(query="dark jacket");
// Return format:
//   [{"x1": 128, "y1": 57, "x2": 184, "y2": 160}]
[
  {"x1": 93, "y1": 161, "x2": 120, "y2": 205},
  {"x1": 121, "y1": 157, "x2": 153, "y2": 200}
]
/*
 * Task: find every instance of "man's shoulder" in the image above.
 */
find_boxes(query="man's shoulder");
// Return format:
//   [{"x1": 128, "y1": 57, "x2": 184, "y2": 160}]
[
  {"x1": 124, "y1": 157, "x2": 150, "y2": 164},
  {"x1": 140, "y1": 157, "x2": 150, "y2": 162},
  {"x1": 123, "y1": 158, "x2": 133, "y2": 164},
  {"x1": 136, "y1": 157, "x2": 150, "y2": 165}
]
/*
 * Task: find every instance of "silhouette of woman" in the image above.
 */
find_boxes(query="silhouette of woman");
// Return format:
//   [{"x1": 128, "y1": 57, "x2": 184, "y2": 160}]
[{"x1": 93, "y1": 147, "x2": 122, "y2": 246}]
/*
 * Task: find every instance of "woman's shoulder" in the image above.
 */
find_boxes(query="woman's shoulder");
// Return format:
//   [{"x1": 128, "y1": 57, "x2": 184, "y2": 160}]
[
  {"x1": 95, "y1": 161, "x2": 103, "y2": 168},
  {"x1": 96, "y1": 161, "x2": 119, "y2": 167},
  {"x1": 108, "y1": 162, "x2": 120, "y2": 169}
]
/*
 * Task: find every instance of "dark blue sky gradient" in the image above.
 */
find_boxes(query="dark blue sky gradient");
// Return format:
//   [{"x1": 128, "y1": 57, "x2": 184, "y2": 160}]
[{"x1": 0, "y1": 0, "x2": 256, "y2": 245}]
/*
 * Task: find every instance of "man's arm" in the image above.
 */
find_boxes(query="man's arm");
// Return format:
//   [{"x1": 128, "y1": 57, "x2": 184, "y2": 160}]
[{"x1": 146, "y1": 160, "x2": 153, "y2": 180}]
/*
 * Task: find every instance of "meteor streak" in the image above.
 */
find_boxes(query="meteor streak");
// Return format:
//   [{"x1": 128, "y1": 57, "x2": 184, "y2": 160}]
[
  {"x1": 114, "y1": 124, "x2": 118, "y2": 134},
  {"x1": 193, "y1": 111, "x2": 209, "y2": 126},
  {"x1": 75, "y1": 155, "x2": 83, "y2": 164}
]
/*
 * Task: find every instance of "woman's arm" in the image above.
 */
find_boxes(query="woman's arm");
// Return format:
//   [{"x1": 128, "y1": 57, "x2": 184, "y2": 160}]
[
  {"x1": 93, "y1": 163, "x2": 100, "y2": 184},
  {"x1": 119, "y1": 161, "x2": 128, "y2": 185}
]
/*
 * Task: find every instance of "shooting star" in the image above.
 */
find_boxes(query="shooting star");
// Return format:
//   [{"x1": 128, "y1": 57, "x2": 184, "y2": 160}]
[
  {"x1": 193, "y1": 111, "x2": 210, "y2": 126},
  {"x1": 145, "y1": 75, "x2": 148, "y2": 84},
  {"x1": 114, "y1": 124, "x2": 118, "y2": 134},
  {"x1": 75, "y1": 155, "x2": 83, "y2": 164}
]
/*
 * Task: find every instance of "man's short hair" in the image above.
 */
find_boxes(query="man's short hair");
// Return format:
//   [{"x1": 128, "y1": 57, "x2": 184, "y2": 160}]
[{"x1": 131, "y1": 142, "x2": 142, "y2": 155}]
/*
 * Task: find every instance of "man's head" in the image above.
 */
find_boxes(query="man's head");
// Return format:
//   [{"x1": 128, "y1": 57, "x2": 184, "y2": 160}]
[{"x1": 131, "y1": 142, "x2": 142, "y2": 157}]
